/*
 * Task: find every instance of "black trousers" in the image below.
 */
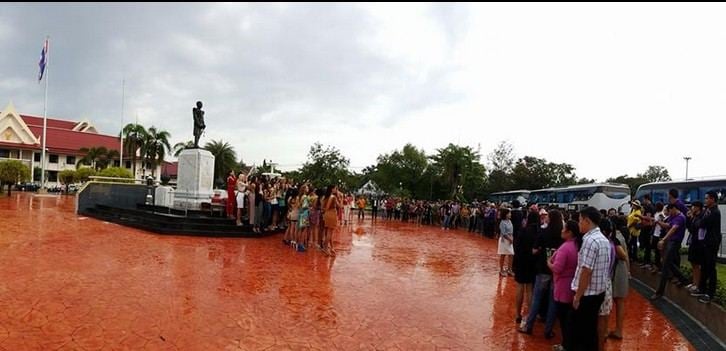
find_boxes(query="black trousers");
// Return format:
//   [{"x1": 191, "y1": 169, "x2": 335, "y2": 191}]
[
  {"x1": 571, "y1": 293, "x2": 604, "y2": 351},
  {"x1": 699, "y1": 243, "x2": 720, "y2": 297},
  {"x1": 657, "y1": 241, "x2": 689, "y2": 295},
  {"x1": 641, "y1": 229, "x2": 653, "y2": 264},
  {"x1": 628, "y1": 235, "x2": 639, "y2": 261},
  {"x1": 651, "y1": 235, "x2": 662, "y2": 268},
  {"x1": 556, "y1": 301, "x2": 574, "y2": 351}
]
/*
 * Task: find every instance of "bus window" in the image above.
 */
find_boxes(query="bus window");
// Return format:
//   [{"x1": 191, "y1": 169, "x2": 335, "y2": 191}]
[
  {"x1": 558, "y1": 191, "x2": 573, "y2": 204},
  {"x1": 652, "y1": 190, "x2": 668, "y2": 204},
  {"x1": 634, "y1": 189, "x2": 650, "y2": 202},
  {"x1": 681, "y1": 188, "x2": 700, "y2": 203}
]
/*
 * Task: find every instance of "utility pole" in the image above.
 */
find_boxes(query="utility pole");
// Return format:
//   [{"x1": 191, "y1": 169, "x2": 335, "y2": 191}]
[{"x1": 683, "y1": 156, "x2": 691, "y2": 180}]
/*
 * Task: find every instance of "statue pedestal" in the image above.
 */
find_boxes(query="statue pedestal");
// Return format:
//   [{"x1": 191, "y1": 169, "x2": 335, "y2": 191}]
[{"x1": 173, "y1": 148, "x2": 215, "y2": 210}]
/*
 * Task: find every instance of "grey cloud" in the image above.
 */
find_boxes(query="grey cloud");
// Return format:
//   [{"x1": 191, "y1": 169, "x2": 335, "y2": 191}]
[{"x1": 0, "y1": 3, "x2": 466, "y2": 165}]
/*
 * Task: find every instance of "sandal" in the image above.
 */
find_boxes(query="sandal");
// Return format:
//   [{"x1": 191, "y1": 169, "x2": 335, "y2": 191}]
[{"x1": 607, "y1": 331, "x2": 623, "y2": 340}]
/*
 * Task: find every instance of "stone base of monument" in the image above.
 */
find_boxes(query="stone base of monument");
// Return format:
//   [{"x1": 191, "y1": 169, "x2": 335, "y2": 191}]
[{"x1": 173, "y1": 148, "x2": 215, "y2": 210}]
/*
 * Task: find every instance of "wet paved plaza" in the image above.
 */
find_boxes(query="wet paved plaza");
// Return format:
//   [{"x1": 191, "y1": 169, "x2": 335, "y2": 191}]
[{"x1": 0, "y1": 193, "x2": 695, "y2": 350}]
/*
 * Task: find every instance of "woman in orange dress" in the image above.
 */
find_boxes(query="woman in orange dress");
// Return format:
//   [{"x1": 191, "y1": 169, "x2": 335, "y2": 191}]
[{"x1": 322, "y1": 185, "x2": 341, "y2": 256}]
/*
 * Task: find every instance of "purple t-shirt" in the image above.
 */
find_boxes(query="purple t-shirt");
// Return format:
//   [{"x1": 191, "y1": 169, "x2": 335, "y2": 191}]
[
  {"x1": 667, "y1": 213, "x2": 687, "y2": 243},
  {"x1": 673, "y1": 199, "x2": 688, "y2": 218}
]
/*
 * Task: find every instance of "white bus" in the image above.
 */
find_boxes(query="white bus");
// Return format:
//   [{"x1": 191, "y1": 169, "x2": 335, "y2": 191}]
[
  {"x1": 528, "y1": 183, "x2": 631, "y2": 212},
  {"x1": 635, "y1": 178, "x2": 726, "y2": 258},
  {"x1": 488, "y1": 190, "x2": 530, "y2": 205},
  {"x1": 566, "y1": 183, "x2": 631, "y2": 213}
]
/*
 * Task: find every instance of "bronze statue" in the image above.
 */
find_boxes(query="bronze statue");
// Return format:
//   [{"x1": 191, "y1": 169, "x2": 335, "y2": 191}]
[{"x1": 192, "y1": 101, "x2": 206, "y2": 148}]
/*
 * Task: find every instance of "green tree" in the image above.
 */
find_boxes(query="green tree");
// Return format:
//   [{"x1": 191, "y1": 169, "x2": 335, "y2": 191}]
[
  {"x1": 510, "y1": 156, "x2": 579, "y2": 190},
  {"x1": 638, "y1": 165, "x2": 671, "y2": 183},
  {"x1": 299, "y1": 143, "x2": 350, "y2": 189},
  {"x1": 487, "y1": 141, "x2": 515, "y2": 173},
  {"x1": 97, "y1": 167, "x2": 133, "y2": 183},
  {"x1": 77, "y1": 146, "x2": 118, "y2": 170},
  {"x1": 59, "y1": 169, "x2": 77, "y2": 194},
  {"x1": 76, "y1": 168, "x2": 97, "y2": 183},
  {"x1": 204, "y1": 139, "x2": 237, "y2": 187},
  {"x1": 485, "y1": 141, "x2": 516, "y2": 193},
  {"x1": 121, "y1": 123, "x2": 148, "y2": 178},
  {"x1": 282, "y1": 169, "x2": 304, "y2": 185},
  {"x1": 0, "y1": 160, "x2": 30, "y2": 196},
  {"x1": 172, "y1": 140, "x2": 195, "y2": 157},
  {"x1": 576, "y1": 177, "x2": 596, "y2": 184},
  {"x1": 372, "y1": 143, "x2": 429, "y2": 198},
  {"x1": 429, "y1": 143, "x2": 487, "y2": 200},
  {"x1": 606, "y1": 166, "x2": 671, "y2": 196},
  {"x1": 142, "y1": 126, "x2": 172, "y2": 176}
]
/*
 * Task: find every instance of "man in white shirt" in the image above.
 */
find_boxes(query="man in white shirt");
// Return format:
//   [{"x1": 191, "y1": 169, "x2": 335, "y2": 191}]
[{"x1": 571, "y1": 206, "x2": 612, "y2": 351}]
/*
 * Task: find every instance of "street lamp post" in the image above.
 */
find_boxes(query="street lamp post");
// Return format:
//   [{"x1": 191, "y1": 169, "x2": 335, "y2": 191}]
[{"x1": 683, "y1": 156, "x2": 692, "y2": 180}]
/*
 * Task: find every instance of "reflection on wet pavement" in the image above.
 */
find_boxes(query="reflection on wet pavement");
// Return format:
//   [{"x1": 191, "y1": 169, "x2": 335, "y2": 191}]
[{"x1": 0, "y1": 193, "x2": 695, "y2": 350}]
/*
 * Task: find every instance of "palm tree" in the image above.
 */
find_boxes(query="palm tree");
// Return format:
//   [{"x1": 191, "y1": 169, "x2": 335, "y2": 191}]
[
  {"x1": 173, "y1": 140, "x2": 195, "y2": 157},
  {"x1": 429, "y1": 144, "x2": 479, "y2": 199},
  {"x1": 77, "y1": 146, "x2": 107, "y2": 170},
  {"x1": 121, "y1": 123, "x2": 148, "y2": 178},
  {"x1": 142, "y1": 126, "x2": 172, "y2": 177},
  {"x1": 76, "y1": 147, "x2": 120, "y2": 170},
  {"x1": 204, "y1": 139, "x2": 237, "y2": 186}
]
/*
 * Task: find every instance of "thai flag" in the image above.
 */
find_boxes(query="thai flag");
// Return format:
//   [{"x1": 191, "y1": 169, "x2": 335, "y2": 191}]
[{"x1": 38, "y1": 39, "x2": 48, "y2": 82}]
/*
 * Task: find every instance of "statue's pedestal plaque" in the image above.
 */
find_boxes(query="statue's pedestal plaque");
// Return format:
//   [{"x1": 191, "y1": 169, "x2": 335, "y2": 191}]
[{"x1": 173, "y1": 148, "x2": 215, "y2": 210}]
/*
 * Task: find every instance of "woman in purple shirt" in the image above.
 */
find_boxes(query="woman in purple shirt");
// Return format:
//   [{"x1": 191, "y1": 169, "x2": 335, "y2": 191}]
[{"x1": 547, "y1": 220, "x2": 581, "y2": 351}]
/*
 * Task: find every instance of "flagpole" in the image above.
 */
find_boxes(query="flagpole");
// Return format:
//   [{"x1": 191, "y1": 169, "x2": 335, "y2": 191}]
[
  {"x1": 40, "y1": 36, "x2": 49, "y2": 192},
  {"x1": 119, "y1": 77, "x2": 125, "y2": 167}
]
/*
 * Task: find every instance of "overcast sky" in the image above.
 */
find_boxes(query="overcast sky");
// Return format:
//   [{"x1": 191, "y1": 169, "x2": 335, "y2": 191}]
[{"x1": 2, "y1": 3, "x2": 725, "y2": 181}]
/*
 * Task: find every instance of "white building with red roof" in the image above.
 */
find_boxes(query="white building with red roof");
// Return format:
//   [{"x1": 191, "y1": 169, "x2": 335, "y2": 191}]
[{"x1": 0, "y1": 102, "x2": 160, "y2": 186}]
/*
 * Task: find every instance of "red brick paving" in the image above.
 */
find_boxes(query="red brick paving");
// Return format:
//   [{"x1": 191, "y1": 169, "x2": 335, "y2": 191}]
[{"x1": 0, "y1": 193, "x2": 695, "y2": 350}]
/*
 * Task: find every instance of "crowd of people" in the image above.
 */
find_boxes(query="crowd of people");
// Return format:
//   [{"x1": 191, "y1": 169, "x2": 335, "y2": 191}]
[
  {"x1": 626, "y1": 190, "x2": 722, "y2": 304},
  {"x1": 223, "y1": 171, "x2": 365, "y2": 256},
  {"x1": 347, "y1": 190, "x2": 720, "y2": 351},
  {"x1": 221, "y1": 174, "x2": 721, "y2": 350}
]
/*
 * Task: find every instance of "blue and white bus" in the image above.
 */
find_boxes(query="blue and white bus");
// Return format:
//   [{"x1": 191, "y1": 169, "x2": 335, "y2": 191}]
[
  {"x1": 635, "y1": 178, "x2": 726, "y2": 258},
  {"x1": 566, "y1": 183, "x2": 631, "y2": 213},
  {"x1": 528, "y1": 183, "x2": 631, "y2": 212},
  {"x1": 488, "y1": 190, "x2": 530, "y2": 205}
]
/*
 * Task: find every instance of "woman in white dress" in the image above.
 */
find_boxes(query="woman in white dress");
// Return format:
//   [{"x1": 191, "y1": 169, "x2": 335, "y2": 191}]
[
  {"x1": 235, "y1": 173, "x2": 247, "y2": 226},
  {"x1": 498, "y1": 208, "x2": 515, "y2": 276}
]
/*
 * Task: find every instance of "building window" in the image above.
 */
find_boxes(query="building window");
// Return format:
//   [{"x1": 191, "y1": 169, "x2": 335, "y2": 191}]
[
  {"x1": 0, "y1": 149, "x2": 8, "y2": 158},
  {"x1": 49, "y1": 155, "x2": 59, "y2": 164},
  {"x1": 34, "y1": 153, "x2": 41, "y2": 162},
  {"x1": 48, "y1": 171, "x2": 58, "y2": 182},
  {"x1": 66, "y1": 156, "x2": 76, "y2": 165},
  {"x1": 125, "y1": 161, "x2": 131, "y2": 169},
  {"x1": 114, "y1": 160, "x2": 120, "y2": 167}
]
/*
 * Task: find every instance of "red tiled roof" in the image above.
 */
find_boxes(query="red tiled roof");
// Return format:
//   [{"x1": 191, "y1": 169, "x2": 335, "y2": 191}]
[
  {"x1": 25, "y1": 125, "x2": 120, "y2": 155},
  {"x1": 20, "y1": 114, "x2": 78, "y2": 130},
  {"x1": 162, "y1": 161, "x2": 178, "y2": 176},
  {"x1": 0, "y1": 114, "x2": 120, "y2": 155}
]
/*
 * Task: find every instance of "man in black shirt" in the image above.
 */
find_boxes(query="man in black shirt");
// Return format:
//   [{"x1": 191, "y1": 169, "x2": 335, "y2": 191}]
[
  {"x1": 510, "y1": 200, "x2": 524, "y2": 239},
  {"x1": 692, "y1": 191, "x2": 722, "y2": 303}
]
